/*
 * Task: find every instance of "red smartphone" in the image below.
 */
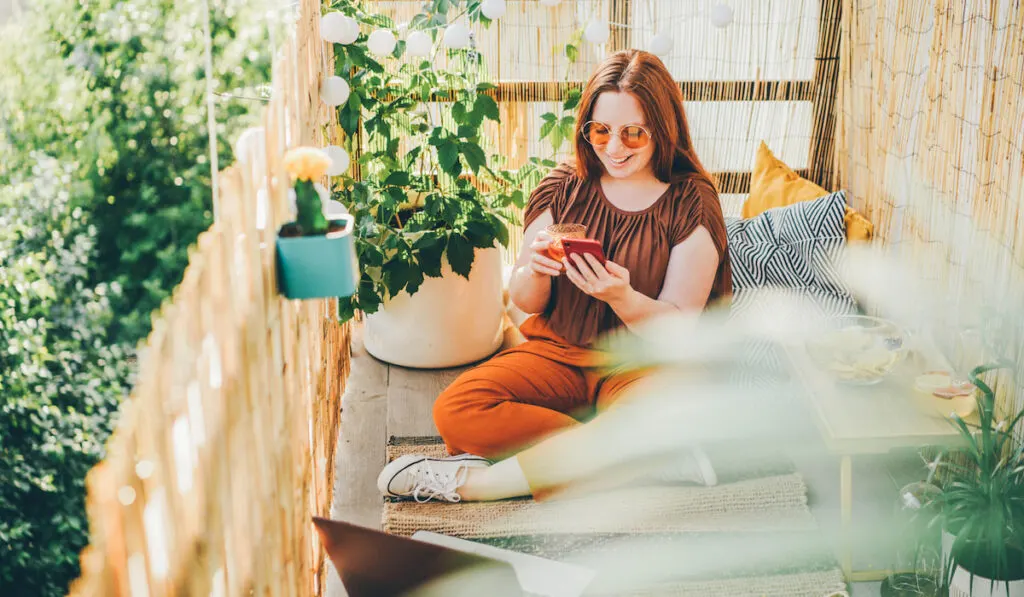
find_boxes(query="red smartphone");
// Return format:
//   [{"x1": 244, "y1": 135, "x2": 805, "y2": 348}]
[{"x1": 560, "y1": 237, "x2": 607, "y2": 266}]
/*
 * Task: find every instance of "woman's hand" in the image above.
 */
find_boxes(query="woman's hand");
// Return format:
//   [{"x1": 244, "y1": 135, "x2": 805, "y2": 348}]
[
  {"x1": 563, "y1": 253, "x2": 632, "y2": 304},
  {"x1": 527, "y1": 230, "x2": 564, "y2": 277}
]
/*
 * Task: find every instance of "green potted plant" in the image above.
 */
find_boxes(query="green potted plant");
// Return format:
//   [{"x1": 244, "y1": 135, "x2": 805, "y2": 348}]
[
  {"x1": 930, "y1": 362, "x2": 1024, "y2": 596},
  {"x1": 275, "y1": 146, "x2": 359, "y2": 300},
  {"x1": 323, "y1": 0, "x2": 542, "y2": 367}
]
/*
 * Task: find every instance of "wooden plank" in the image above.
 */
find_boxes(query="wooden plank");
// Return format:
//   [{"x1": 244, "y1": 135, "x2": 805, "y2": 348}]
[
  {"x1": 610, "y1": 0, "x2": 632, "y2": 52},
  {"x1": 406, "y1": 80, "x2": 815, "y2": 103},
  {"x1": 387, "y1": 366, "x2": 470, "y2": 438},
  {"x1": 331, "y1": 325, "x2": 389, "y2": 530},
  {"x1": 714, "y1": 169, "x2": 810, "y2": 194},
  {"x1": 808, "y1": 0, "x2": 843, "y2": 190}
]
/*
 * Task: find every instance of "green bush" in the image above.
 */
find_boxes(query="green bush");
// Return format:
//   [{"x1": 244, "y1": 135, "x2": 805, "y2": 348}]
[
  {"x1": 0, "y1": 1, "x2": 275, "y2": 593},
  {"x1": 0, "y1": 154, "x2": 131, "y2": 596},
  {"x1": 5, "y1": 0, "x2": 274, "y2": 348}
]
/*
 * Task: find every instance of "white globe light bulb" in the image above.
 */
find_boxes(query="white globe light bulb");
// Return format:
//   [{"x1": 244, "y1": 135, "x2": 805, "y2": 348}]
[
  {"x1": 324, "y1": 145, "x2": 351, "y2": 177},
  {"x1": 649, "y1": 32, "x2": 673, "y2": 57},
  {"x1": 321, "y1": 13, "x2": 358, "y2": 45},
  {"x1": 367, "y1": 29, "x2": 397, "y2": 56},
  {"x1": 443, "y1": 23, "x2": 471, "y2": 49},
  {"x1": 406, "y1": 30, "x2": 433, "y2": 57},
  {"x1": 584, "y1": 19, "x2": 610, "y2": 44},
  {"x1": 233, "y1": 127, "x2": 265, "y2": 166},
  {"x1": 710, "y1": 3, "x2": 734, "y2": 28},
  {"x1": 539, "y1": 0, "x2": 561, "y2": 6},
  {"x1": 320, "y1": 76, "x2": 350, "y2": 107},
  {"x1": 481, "y1": 0, "x2": 507, "y2": 19}
]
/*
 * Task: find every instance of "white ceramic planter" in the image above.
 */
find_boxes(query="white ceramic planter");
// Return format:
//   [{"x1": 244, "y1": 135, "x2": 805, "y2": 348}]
[
  {"x1": 363, "y1": 246, "x2": 505, "y2": 369},
  {"x1": 943, "y1": 530, "x2": 1024, "y2": 597}
]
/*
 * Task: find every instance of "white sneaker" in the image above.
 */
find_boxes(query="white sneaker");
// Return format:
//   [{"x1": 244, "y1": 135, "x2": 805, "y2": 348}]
[
  {"x1": 377, "y1": 454, "x2": 490, "y2": 503},
  {"x1": 653, "y1": 446, "x2": 718, "y2": 486}
]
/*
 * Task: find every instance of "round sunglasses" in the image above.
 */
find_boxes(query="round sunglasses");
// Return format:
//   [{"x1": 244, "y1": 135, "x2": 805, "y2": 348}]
[{"x1": 581, "y1": 121, "x2": 653, "y2": 150}]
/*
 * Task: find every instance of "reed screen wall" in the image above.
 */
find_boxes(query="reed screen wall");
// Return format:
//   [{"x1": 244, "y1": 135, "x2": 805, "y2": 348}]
[
  {"x1": 69, "y1": 1, "x2": 348, "y2": 595},
  {"x1": 837, "y1": 0, "x2": 1024, "y2": 409}
]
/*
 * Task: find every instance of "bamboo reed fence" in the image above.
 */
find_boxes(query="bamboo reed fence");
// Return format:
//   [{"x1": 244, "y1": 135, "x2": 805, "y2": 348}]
[
  {"x1": 836, "y1": 0, "x2": 1024, "y2": 412},
  {"x1": 67, "y1": 1, "x2": 348, "y2": 596}
]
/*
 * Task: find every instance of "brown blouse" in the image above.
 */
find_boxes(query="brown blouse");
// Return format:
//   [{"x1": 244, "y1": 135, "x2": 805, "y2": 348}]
[{"x1": 523, "y1": 163, "x2": 732, "y2": 347}]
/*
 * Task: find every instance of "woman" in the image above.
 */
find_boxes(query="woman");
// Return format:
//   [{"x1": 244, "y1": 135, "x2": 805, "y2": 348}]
[{"x1": 377, "y1": 50, "x2": 731, "y2": 503}]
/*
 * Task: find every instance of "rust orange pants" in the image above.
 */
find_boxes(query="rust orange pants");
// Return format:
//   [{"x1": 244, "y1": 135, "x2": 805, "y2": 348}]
[{"x1": 433, "y1": 315, "x2": 648, "y2": 460}]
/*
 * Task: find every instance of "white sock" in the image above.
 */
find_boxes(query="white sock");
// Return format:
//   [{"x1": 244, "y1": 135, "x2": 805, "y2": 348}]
[{"x1": 459, "y1": 456, "x2": 532, "y2": 501}]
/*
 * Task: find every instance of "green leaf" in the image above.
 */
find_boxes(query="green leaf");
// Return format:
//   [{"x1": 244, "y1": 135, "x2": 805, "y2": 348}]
[
  {"x1": 457, "y1": 124, "x2": 478, "y2": 139},
  {"x1": 452, "y1": 101, "x2": 468, "y2": 125},
  {"x1": 565, "y1": 43, "x2": 579, "y2": 63},
  {"x1": 446, "y1": 234, "x2": 475, "y2": 278},
  {"x1": 476, "y1": 82, "x2": 497, "y2": 91},
  {"x1": 382, "y1": 258, "x2": 414, "y2": 296},
  {"x1": 414, "y1": 234, "x2": 445, "y2": 277},
  {"x1": 461, "y1": 142, "x2": 487, "y2": 174},
  {"x1": 465, "y1": 219, "x2": 495, "y2": 247},
  {"x1": 410, "y1": 13, "x2": 429, "y2": 29},
  {"x1": 437, "y1": 141, "x2": 460, "y2": 173},
  {"x1": 540, "y1": 119, "x2": 555, "y2": 140},
  {"x1": 383, "y1": 171, "x2": 411, "y2": 187},
  {"x1": 473, "y1": 94, "x2": 500, "y2": 122},
  {"x1": 404, "y1": 146, "x2": 422, "y2": 168},
  {"x1": 540, "y1": 112, "x2": 557, "y2": 123},
  {"x1": 560, "y1": 115, "x2": 576, "y2": 128},
  {"x1": 550, "y1": 125, "x2": 565, "y2": 151}
]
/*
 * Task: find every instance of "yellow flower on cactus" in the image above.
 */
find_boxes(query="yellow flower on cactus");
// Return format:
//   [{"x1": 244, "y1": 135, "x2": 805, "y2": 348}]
[{"x1": 284, "y1": 147, "x2": 332, "y2": 181}]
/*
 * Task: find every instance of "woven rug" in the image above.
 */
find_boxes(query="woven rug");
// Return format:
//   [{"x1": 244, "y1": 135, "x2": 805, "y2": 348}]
[{"x1": 381, "y1": 437, "x2": 846, "y2": 597}]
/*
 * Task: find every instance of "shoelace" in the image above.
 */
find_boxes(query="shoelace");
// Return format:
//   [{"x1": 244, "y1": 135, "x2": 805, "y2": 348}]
[{"x1": 410, "y1": 462, "x2": 468, "y2": 503}]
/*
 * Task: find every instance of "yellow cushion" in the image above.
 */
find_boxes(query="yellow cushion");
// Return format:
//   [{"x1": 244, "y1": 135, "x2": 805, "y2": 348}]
[{"x1": 743, "y1": 141, "x2": 873, "y2": 242}]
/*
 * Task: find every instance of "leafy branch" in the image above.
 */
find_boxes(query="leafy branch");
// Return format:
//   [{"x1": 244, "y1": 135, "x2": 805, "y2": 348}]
[{"x1": 324, "y1": 0, "x2": 540, "y2": 321}]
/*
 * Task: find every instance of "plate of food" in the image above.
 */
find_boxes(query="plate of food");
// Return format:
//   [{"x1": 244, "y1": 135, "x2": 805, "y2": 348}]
[{"x1": 807, "y1": 315, "x2": 909, "y2": 385}]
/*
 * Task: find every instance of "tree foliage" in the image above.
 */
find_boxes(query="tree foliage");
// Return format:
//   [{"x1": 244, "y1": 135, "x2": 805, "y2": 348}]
[{"x1": 0, "y1": 0, "x2": 274, "y2": 593}]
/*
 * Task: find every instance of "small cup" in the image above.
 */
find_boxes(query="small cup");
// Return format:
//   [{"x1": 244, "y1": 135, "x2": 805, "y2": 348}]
[{"x1": 545, "y1": 223, "x2": 587, "y2": 263}]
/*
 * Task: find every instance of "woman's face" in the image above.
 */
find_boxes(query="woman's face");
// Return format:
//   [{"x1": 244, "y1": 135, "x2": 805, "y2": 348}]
[{"x1": 587, "y1": 91, "x2": 656, "y2": 180}]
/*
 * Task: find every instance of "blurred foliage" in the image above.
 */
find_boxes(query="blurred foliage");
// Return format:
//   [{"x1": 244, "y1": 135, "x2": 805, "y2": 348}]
[
  {"x1": 0, "y1": 0, "x2": 275, "y2": 593},
  {"x1": 0, "y1": 154, "x2": 132, "y2": 594}
]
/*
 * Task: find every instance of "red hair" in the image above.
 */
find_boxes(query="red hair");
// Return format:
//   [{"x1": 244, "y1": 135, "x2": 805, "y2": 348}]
[{"x1": 574, "y1": 50, "x2": 713, "y2": 187}]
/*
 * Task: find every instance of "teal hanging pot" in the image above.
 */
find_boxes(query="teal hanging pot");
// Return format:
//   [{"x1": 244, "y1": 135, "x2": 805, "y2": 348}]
[{"x1": 276, "y1": 214, "x2": 358, "y2": 299}]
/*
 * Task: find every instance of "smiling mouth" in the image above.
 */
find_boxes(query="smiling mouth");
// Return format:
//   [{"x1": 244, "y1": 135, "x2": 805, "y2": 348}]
[{"x1": 608, "y1": 155, "x2": 633, "y2": 166}]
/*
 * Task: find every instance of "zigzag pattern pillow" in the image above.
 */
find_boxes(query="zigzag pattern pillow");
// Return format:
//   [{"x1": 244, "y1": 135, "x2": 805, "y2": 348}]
[
  {"x1": 725, "y1": 191, "x2": 859, "y2": 386},
  {"x1": 726, "y1": 190, "x2": 857, "y2": 315}
]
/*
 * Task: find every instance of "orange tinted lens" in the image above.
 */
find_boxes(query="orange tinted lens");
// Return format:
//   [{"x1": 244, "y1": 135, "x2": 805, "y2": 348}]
[
  {"x1": 585, "y1": 122, "x2": 611, "y2": 146},
  {"x1": 621, "y1": 126, "x2": 650, "y2": 149}
]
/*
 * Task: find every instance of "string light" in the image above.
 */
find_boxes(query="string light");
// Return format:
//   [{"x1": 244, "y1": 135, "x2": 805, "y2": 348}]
[
  {"x1": 443, "y1": 23, "x2": 471, "y2": 49},
  {"x1": 480, "y1": 0, "x2": 507, "y2": 20},
  {"x1": 649, "y1": 32, "x2": 673, "y2": 56},
  {"x1": 367, "y1": 29, "x2": 397, "y2": 56},
  {"x1": 710, "y1": 3, "x2": 734, "y2": 28},
  {"x1": 584, "y1": 19, "x2": 610, "y2": 44},
  {"x1": 321, "y1": 76, "x2": 351, "y2": 107},
  {"x1": 407, "y1": 30, "x2": 433, "y2": 57},
  {"x1": 321, "y1": 12, "x2": 359, "y2": 45},
  {"x1": 324, "y1": 145, "x2": 351, "y2": 176}
]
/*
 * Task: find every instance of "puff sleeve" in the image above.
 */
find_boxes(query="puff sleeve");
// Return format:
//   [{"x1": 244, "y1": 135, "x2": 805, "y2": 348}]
[
  {"x1": 670, "y1": 177, "x2": 729, "y2": 261},
  {"x1": 522, "y1": 162, "x2": 579, "y2": 228}
]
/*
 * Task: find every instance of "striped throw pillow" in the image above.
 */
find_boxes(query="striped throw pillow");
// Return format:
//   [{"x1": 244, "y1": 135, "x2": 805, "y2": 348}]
[
  {"x1": 726, "y1": 190, "x2": 857, "y2": 315},
  {"x1": 725, "y1": 191, "x2": 859, "y2": 386}
]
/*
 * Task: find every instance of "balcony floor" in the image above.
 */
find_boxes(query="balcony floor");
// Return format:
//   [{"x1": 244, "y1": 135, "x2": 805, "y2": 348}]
[{"x1": 326, "y1": 323, "x2": 923, "y2": 597}]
